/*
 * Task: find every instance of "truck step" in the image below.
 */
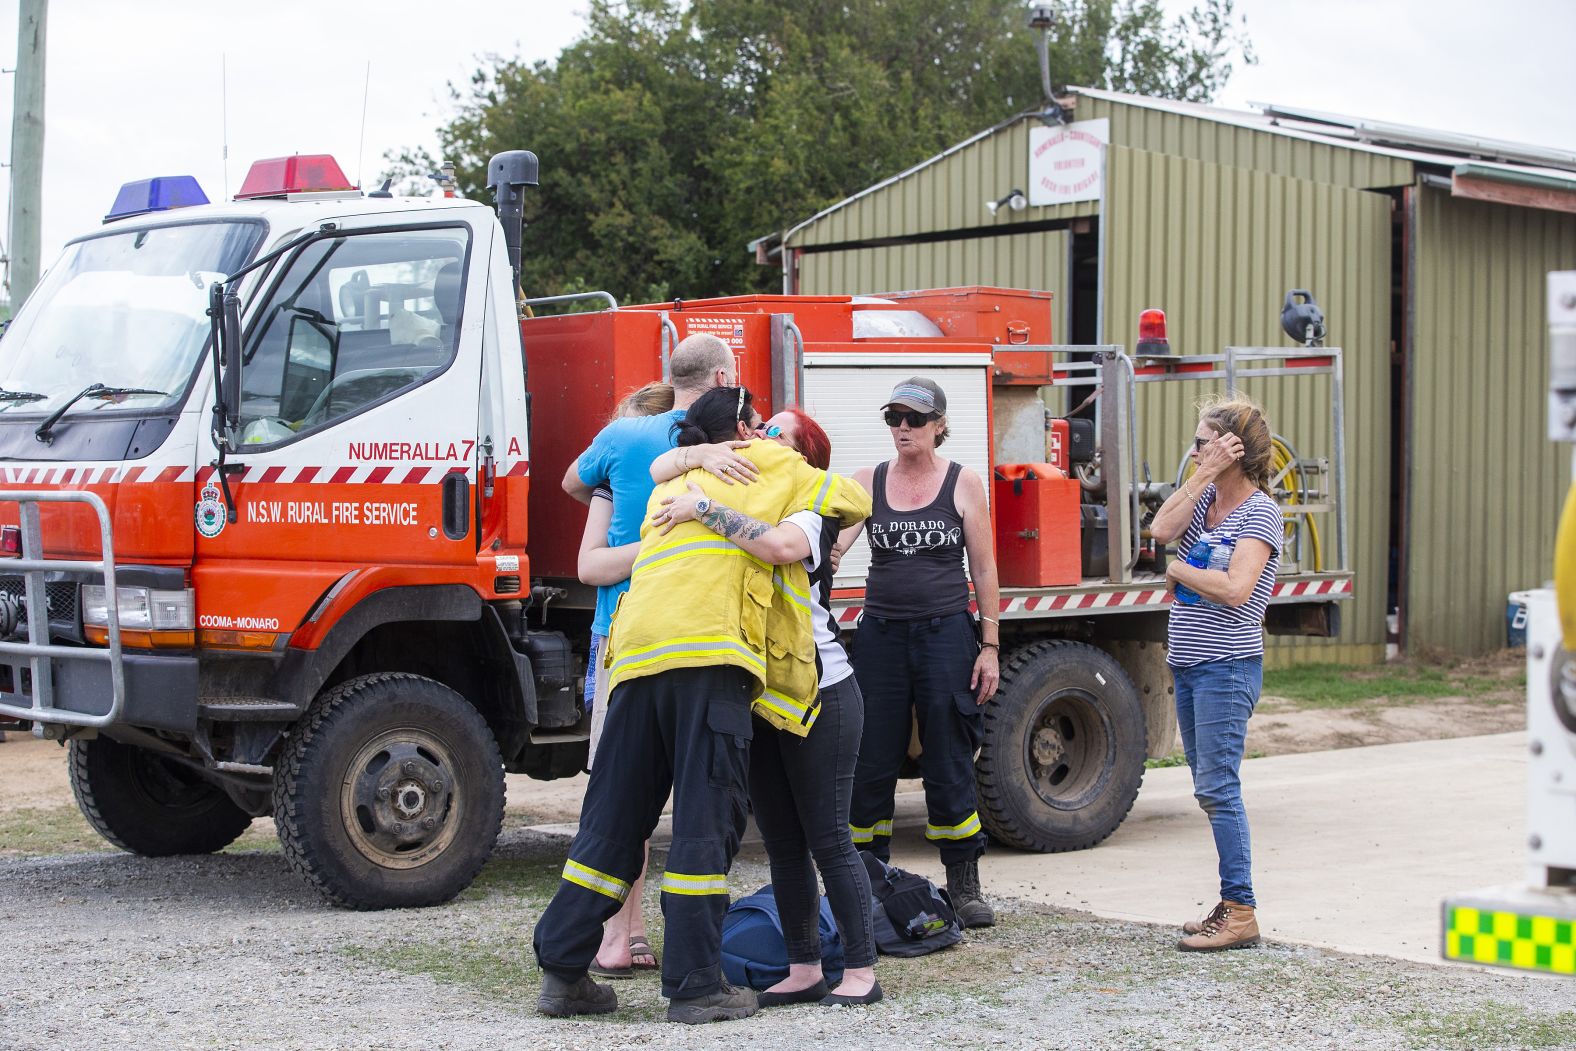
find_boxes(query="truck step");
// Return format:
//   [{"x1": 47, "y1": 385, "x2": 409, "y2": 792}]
[
  {"x1": 528, "y1": 728, "x2": 591, "y2": 745},
  {"x1": 198, "y1": 698, "x2": 303, "y2": 722}
]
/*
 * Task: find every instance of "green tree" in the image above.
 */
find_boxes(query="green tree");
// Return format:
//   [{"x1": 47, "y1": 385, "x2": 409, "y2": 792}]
[{"x1": 420, "y1": 0, "x2": 1252, "y2": 304}]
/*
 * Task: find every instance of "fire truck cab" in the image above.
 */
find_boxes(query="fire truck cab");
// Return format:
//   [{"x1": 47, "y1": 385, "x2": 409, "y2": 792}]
[{"x1": 0, "y1": 155, "x2": 564, "y2": 908}]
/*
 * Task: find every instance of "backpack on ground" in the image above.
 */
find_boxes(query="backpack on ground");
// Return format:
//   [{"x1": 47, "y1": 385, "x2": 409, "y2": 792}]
[
  {"x1": 720, "y1": 885, "x2": 846, "y2": 989},
  {"x1": 860, "y1": 851, "x2": 963, "y2": 957}
]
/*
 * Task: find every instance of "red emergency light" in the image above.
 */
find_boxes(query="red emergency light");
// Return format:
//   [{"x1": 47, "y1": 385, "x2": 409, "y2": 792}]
[
  {"x1": 1136, "y1": 308, "x2": 1169, "y2": 353},
  {"x1": 0, "y1": 526, "x2": 20, "y2": 556},
  {"x1": 235, "y1": 155, "x2": 355, "y2": 200}
]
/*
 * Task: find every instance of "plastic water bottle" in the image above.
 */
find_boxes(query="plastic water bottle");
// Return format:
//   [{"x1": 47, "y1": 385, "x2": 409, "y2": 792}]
[{"x1": 1174, "y1": 538, "x2": 1235, "y2": 608}]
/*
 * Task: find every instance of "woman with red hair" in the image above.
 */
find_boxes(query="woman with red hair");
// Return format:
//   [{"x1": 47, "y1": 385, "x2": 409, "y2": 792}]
[{"x1": 648, "y1": 407, "x2": 881, "y2": 1006}]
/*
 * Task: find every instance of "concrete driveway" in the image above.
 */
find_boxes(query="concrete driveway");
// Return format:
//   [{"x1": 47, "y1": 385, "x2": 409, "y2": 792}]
[
  {"x1": 884, "y1": 731, "x2": 1527, "y2": 965},
  {"x1": 540, "y1": 732, "x2": 1527, "y2": 965}
]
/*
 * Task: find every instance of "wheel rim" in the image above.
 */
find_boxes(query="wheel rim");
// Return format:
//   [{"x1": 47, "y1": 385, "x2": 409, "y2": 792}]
[
  {"x1": 338, "y1": 727, "x2": 462, "y2": 870},
  {"x1": 121, "y1": 747, "x2": 220, "y2": 814},
  {"x1": 1022, "y1": 687, "x2": 1116, "y2": 811}
]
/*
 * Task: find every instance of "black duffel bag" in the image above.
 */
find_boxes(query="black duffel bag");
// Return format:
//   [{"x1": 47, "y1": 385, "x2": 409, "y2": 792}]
[{"x1": 860, "y1": 850, "x2": 963, "y2": 957}]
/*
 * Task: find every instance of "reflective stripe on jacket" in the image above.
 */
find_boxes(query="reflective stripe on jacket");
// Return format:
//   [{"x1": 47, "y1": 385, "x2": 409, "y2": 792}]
[{"x1": 607, "y1": 440, "x2": 870, "y2": 715}]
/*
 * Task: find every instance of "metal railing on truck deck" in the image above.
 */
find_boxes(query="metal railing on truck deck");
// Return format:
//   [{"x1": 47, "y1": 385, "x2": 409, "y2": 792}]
[
  {"x1": 0, "y1": 490, "x2": 124, "y2": 728},
  {"x1": 1002, "y1": 344, "x2": 1349, "y2": 585}
]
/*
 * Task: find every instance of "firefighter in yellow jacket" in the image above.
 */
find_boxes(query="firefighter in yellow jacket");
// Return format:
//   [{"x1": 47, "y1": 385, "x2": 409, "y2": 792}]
[{"x1": 534, "y1": 386, "x2": 871, "y2": 1025}]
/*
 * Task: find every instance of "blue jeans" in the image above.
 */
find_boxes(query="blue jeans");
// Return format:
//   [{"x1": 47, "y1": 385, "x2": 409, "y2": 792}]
[{"x1": 1171, "y1": 657, "x2": 1262, "y2": 907}]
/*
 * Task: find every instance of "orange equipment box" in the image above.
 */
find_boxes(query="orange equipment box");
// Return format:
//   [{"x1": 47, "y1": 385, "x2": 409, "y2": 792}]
[{"x1": 993, "y1": 463, "x2": 1082, "y2": 588}]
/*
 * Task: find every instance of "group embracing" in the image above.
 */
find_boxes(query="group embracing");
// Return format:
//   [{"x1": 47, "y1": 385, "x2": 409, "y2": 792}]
[{"x1": 533, "y1": 334, "x2": 1000, "y2": 1024}]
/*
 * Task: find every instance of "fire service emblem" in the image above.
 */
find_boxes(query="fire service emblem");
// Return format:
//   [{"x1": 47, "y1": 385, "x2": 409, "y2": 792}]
[{"x1": 195, "y1": 482, "x2": 227, "y2": 539}]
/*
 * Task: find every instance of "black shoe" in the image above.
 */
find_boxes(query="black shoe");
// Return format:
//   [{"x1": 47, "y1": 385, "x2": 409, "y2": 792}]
[
  {"x1": 667, "y1": 980, "x2": 759, "y2": 1024},
  {"x1": 757, "y1": 979, "x2": 829, "y2": 1007},
  {"x1": 538, "y1": 972, "x2": 617, "y2": 1017},
  {"x1": 821, "y1": 979, "x2": 884, "y2": 1006},
  {"x1": 945, "y1": 859, "x2": 997, "y2": 928}
]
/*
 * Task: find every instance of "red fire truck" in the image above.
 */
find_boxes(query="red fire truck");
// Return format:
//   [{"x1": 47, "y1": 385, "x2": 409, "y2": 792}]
[{"x1": 0, "y1": 151, "x2": 1351, "y2": 908}]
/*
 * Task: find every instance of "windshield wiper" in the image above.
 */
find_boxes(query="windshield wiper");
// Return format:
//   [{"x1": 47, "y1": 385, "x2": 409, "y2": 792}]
[
  {"x1": 0, "y1": 388, "x2": 46, "y2": 403},
  {"x1": 34, "y1": 383, "x2": 169, "y2": 444}
]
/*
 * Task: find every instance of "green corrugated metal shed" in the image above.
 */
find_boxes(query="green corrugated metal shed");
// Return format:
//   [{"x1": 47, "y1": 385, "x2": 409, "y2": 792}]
[{"x1": 777, "y1": 88, "x2": 1576, "y2": 661}]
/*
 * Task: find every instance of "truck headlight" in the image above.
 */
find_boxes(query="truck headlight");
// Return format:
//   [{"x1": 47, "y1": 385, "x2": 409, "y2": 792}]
[{"x1": 81, "y1": 585, "x2": 196, "y2": 631}]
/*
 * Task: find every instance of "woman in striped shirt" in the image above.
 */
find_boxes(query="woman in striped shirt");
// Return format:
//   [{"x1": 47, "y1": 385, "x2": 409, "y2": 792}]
[{"x1": 1149, "y1": 396, "x2": 1283, "y2": 953}]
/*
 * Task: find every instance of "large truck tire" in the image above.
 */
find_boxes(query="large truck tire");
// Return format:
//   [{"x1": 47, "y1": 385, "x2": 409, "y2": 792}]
[
  {"x1": 273, "y1": 673, "x2": 505, "y2": 910},
  {"x1": 69, "y1": 736, "x2": 253, "y2": 856},
  {"x1": 976, "y1": 639, "x2": 1146, "y2": 852}
]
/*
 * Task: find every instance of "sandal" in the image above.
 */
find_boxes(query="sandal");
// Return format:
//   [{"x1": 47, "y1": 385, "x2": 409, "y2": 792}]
[
  {"x1": 628, "y1": 935, "x2": 660, "y2": 970},
  {"x1": 588, "y1": 960, "x2": 635, "y2": 980}
]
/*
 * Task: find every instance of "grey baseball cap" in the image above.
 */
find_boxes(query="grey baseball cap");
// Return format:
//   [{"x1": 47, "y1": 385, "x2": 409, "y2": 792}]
[{"x1": 882, "y1": 377, "x2": 947, "y2": 415}]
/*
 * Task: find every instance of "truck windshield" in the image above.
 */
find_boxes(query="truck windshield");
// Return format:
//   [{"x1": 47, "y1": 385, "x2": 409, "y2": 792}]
[{"x1": 0, "y1": 220, "x2": 263, "y2": 417}]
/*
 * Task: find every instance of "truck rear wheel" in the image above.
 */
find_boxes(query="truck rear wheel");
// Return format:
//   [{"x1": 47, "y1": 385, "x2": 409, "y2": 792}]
[
  {"x1": 273, "y1": 673, "x2": 504, "y2": 910},
  {"x1": 69, "y1": 737, "x2": 253, "y2": 856},
  {"x1": 976, "y1": 640, "x2": 1146, "y2": 852}
]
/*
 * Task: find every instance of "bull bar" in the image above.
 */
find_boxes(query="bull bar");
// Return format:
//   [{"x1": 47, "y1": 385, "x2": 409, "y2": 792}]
[{"x1": 0, "y1": 490, "x2": 124, "y2": 728}]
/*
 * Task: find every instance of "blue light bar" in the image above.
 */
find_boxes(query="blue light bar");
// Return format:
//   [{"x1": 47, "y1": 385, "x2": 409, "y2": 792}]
[{"x1": 103, "y1": 176, "x2": 210, "y2": 223}]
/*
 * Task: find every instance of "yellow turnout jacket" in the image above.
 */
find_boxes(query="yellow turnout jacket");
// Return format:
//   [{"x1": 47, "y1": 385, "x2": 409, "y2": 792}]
[{"x1": 607, "y1": 440, "x2": 871, "y2": 733}]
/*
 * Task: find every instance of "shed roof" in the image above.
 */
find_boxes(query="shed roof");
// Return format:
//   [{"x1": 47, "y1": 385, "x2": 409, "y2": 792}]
[{"x1": 776, "y1": 87, "x2": 1576, "y2": 249}]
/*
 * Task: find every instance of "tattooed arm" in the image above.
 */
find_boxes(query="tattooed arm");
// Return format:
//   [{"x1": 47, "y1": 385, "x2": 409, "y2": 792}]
[{"x1": 651, "y1": 482, "x2": 812, "y2": 565}]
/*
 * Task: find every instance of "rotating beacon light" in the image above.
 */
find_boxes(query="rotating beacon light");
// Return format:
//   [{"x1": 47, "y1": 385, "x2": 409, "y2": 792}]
[
  {"x1": 103, "y1": 176, "x2": 209, "y2": 223},
  {"x1": 1136, "y1": 308, "x2": 1169, "y2": 354},
  {"x1": 235, "y1": 155, "x2": 355, "y2": 199}
]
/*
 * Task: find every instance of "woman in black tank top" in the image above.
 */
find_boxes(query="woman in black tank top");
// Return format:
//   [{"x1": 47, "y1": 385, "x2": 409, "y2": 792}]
[{"x1": 841, "y1": 377, "x2": 1002, "y2": 929}]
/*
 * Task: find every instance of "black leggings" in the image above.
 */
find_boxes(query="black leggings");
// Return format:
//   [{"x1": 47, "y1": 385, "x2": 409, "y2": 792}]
[{"x1": 748, "y1": 674, "x2": 877, "y2": 969}]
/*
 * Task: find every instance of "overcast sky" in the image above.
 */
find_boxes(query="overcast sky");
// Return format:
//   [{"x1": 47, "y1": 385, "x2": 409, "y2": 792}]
[{"x1": 1, "y1": 0, "x2": 1573, "y2": 269}]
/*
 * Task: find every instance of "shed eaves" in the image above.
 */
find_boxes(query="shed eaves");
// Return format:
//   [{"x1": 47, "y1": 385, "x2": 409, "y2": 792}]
[{"x1": 776, "y1": 87, "x2": 1576, "y2": 248}]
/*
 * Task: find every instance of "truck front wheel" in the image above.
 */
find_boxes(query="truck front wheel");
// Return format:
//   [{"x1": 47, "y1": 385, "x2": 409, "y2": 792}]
[
  {"x1": 273, "y1": 673, "x2": 505, "y2": 910},
  {"x1": 69, "y1": 736, "x2": 253, "y2": 856},
  {"x1": 976, "y1": 640, "x2": 1146, "y2": 852}
]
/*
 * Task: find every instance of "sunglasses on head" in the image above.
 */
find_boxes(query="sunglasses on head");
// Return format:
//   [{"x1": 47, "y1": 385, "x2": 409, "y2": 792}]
[
  {"x1": 757, "y1": 423, "x2": 785, "y2": 439},
  {"x1": 884, "y1": 408, "x2": 936, "y2": 428}
]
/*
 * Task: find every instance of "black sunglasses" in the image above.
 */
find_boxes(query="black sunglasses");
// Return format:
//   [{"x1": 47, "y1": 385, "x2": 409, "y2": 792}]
[{"x1": 884, "y1": 408, "x2": 936, "y2": 428}]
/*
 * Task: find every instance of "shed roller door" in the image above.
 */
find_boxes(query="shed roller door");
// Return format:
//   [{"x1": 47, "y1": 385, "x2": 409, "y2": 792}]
[{"x1": 802, "y1": 362, "x2": 991, "y2": 592}]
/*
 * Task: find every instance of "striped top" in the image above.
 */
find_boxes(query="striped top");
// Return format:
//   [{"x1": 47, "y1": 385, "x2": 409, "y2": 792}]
[{"x1": 1166, "y1": 484, "x2": 1282, "y2": 667}]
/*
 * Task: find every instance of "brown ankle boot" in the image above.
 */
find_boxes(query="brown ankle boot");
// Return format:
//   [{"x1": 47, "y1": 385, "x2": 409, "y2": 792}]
[
  {"x1": 1177, "y1": 900, "x2": 1259, "y2": 952},
  {"x1": 1182, "y1": 901, "x2": 1226, "y2": 935}
]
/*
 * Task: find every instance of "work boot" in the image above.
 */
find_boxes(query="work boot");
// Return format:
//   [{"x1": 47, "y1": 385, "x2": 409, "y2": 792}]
[
  {"x1": 537, "y1": 971, "x2": 618, "y2": 1017},
  {"x1": 1182, "y1": 901, "x2": 1227, "y2": 935},
  {"x1": 1177, "y1": 900, "x2": 1260, "y2": 952},
  {"x1": 945, "y1": 858, "x2": 996, "y2": 929},
  {"x1": 667, "y1": 980, "x2": 759, "y2": 1024}
]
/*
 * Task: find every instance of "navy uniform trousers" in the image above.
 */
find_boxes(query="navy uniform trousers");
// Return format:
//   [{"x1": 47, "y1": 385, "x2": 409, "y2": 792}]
[
  {"x1": 848, "y1": 609, "x2": 987, "y2": 865},
  {"x1": 533, "y1": 664, "x2": 754, "y2": 1000}
]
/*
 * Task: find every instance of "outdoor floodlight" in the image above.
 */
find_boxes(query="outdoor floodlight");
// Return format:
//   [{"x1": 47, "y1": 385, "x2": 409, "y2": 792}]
[{"x1": 986, "y1": 189, "x2": 1028, "y2": 216}]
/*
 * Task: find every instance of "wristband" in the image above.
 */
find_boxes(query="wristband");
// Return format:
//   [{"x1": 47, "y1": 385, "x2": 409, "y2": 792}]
[{"x1": 981, "y1": 641, "x2": 999, "y2": 649}]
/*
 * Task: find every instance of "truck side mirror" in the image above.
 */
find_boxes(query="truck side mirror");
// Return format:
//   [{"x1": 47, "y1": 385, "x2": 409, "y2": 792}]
[{"x1": 220, "y1": 288, "x2": 243, "y2": 435}]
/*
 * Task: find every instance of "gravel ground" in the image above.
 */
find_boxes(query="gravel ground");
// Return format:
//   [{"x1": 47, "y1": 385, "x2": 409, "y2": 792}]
[{"x1": 2, "y1": 827, "x2": 1573, "y2": 1051}]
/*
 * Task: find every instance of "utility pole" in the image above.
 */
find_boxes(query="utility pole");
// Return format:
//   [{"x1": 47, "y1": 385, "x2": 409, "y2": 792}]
[{"x1": 8, "y1": 0, "x2": 47, "y2": 311}]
